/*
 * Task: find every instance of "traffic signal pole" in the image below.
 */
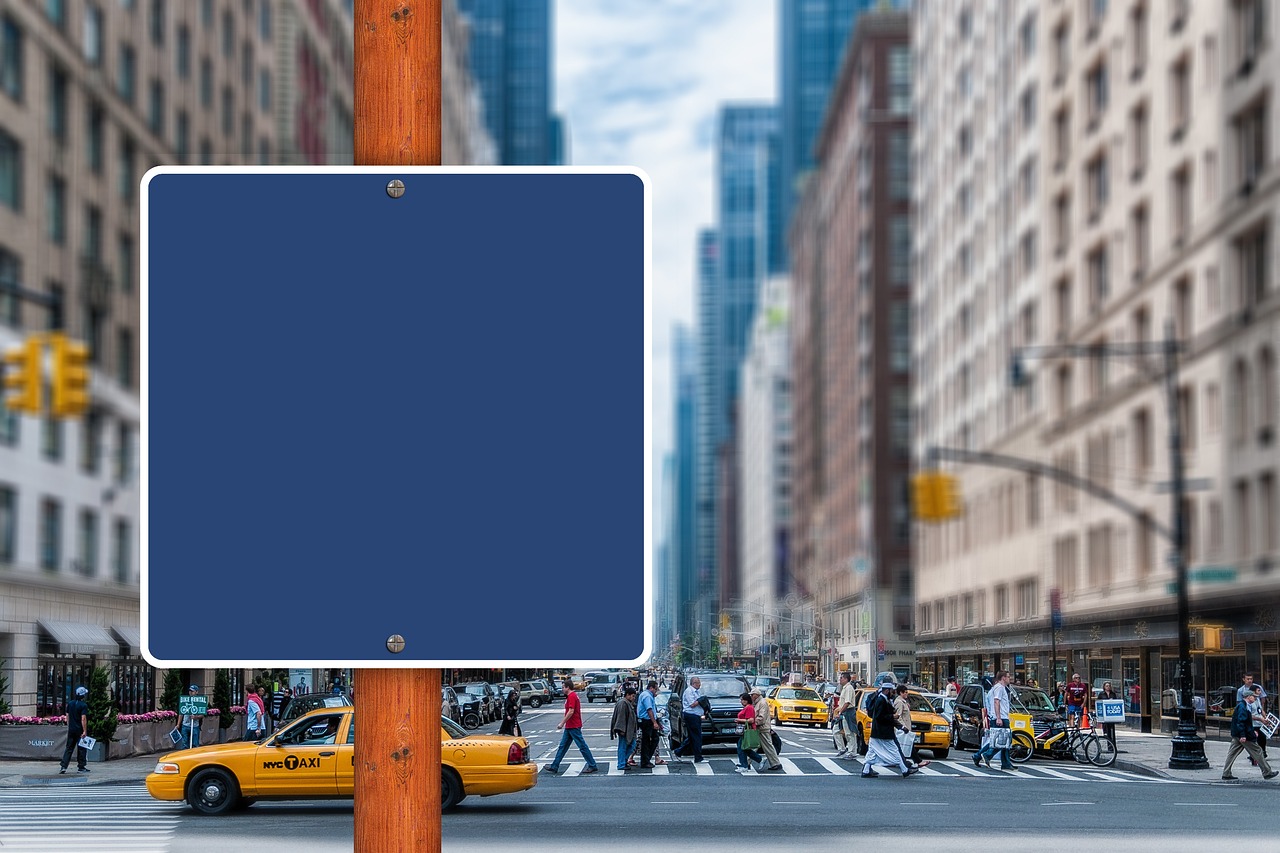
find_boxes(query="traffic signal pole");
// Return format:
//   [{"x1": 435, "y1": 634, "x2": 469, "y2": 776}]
[{"x1": 352, "y1": 2, "x2": 443, "y2": 850}]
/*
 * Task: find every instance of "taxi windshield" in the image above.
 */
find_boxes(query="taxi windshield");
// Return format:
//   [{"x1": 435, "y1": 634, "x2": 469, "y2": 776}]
[
  {"x1": 1010, "y1": 687, "x2": 1056, "y2": 713},
  {"x1": 778, "y1": 688, "x2": 820, "y2": 701},
  {"x1": 901, "y1": 693, "x2": 935, "y2": 713}
]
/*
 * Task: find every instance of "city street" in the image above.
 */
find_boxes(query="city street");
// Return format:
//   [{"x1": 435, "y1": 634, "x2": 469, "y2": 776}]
[{"x1": 7, "y1": 704, "x2": 1280, "y2": 851}]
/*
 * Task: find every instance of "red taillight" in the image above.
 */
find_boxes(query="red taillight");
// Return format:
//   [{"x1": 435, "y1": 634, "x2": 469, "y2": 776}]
[{"x1": 507, "y1": 742, "x2": 525, "y2": 764}]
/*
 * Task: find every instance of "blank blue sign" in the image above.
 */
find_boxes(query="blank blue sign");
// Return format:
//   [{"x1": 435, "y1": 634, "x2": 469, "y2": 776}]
[{"x1": 142, "y1": 167, "x2": 650, "y2": 667}]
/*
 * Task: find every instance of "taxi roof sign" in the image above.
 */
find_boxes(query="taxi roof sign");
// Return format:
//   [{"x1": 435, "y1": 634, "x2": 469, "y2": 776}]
[{"x1": 141, "y1": 166, "x2": 651, "y2": 668}]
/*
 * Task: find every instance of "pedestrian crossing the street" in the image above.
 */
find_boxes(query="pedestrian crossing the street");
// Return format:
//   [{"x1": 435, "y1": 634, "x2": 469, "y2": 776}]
[
  {"x1": 0, "y1": 783, "x2": 183, "y2": 852},
  {"x1": 532, "y1": 754, "x2": 1189, "y2": 783}
]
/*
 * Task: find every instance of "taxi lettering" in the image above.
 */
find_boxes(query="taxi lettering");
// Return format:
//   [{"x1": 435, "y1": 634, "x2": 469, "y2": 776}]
[{"x1": 261, "y1": 755, "x2": 322, "y2": 771}]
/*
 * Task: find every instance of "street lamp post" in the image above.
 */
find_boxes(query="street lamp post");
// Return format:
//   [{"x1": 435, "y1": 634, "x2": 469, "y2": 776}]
[{"x1": 1009, "y1": 321, "x2": 1207, "y2": 769}]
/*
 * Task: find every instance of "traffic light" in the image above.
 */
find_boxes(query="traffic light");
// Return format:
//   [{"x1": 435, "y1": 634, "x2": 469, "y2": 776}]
[
  {"x1": 911, "y1": 472, "x2": 939, "y2": 520},
  {"x1": 2, "y1": 337, "x2": 44, "y2": 414},
  {"x1": 50, "y1": 333, "x2": 90, "y2": 417},
  {"x1": 912, "y1": 471, "x2": 964, "y2": 522}
]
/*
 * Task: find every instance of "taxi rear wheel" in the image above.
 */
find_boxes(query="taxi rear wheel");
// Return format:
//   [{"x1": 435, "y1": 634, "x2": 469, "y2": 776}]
[
  {"x1": 187, "y1": 768, "x2": 240, "y2": 816},
  {"x1": 441, "y1": 768, "x2": 465, "y2": 811}
]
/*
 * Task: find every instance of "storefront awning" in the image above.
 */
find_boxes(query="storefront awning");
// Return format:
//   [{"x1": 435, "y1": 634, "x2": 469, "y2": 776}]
[
  {"x1": 110, "y1": 625, "x2": 141, "y2": 657},
  {"x1": 37, "y1": 619, "x2": 120, "y2": 655}
]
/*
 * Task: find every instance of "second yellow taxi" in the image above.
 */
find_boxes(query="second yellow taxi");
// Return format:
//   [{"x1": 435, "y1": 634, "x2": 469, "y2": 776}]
[{"x1": 765, "y1": 685, "x2": 830, "y2": 727}]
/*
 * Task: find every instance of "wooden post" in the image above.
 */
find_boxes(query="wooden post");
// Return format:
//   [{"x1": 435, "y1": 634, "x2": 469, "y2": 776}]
[{"x1": 353, "y1": 2, "x2": 442, "y2": 851}]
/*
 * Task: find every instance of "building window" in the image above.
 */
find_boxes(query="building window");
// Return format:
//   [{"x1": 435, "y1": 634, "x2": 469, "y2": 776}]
[
  {"x1": 82, "y1": 4, "x2": 102, "y2": 65},
  {"x1": 1055, "y1": 534, "x2": 1079, "y2": 595},
  {"x1": 176, "y1": 110, "x2": 190, "y2": 163},
  {"x1": 1054, "y1": 193, "x2": 1071, "y2": 254},
  {"x1": 1019, "y1": 157, "x2": 1037, "y2": 207},
  {"x1": 1056, "y1": 277, "x2": 1072, "y2": 337},
  {"x1": 1132, "y1": 407, "x2": 1152, "y2": 475},
  {"x1": 1234, "y1": 98, "x2": 1267, "y2": 193},
  {"x1": 39, "y1": 498, "x2": 61, "y2": 570},
  {"x1": 177, "y1": 25, "x2": 190, "y2": 78},
  {"x1": 86, "y1": 102, "x2": 104, "y2": 174},
  {"x1": 42, "y1": 414, "x2": 62, "y2": 461},
  {"x1": 1178, "y1": 383, "x2": 1197, "y2": 451},
  {"x1": 81, "y1": 411, "x2": 101, "y2": 474},
  {"x1": 148, "y1": 78, "x2": 165, "y2": 137},
  {"x1": 117, "y1": 327, "x2": 133, "y2": 388},
  {"x1": 1087, "y1": 0, "x2": 1109, "y2": 35},
  {"x1": 260, "y1": 0, "x2": 273, "y2": 39},
  {"x1": 1020, "y1": 12, "x2": 1037, "y2": 62},
  {"x1": 0, "y1": 129, "x2": 20, "y2": 211},
  {"x1": 1232, "y1": 0, "x2": 1266, "y2": 73},
  {"x1": 1087, "y1": 243, "x2": 1109, "y2": 311},
  {"x1": 1020, "y1": 229, "x2": 1037, "y2": 278},
  {"x1": 1171, "y1": 163, "x2": 1192, "y2": 244},
  {"x1": 890, "y1": 216, "x2": 911, "y2": 283},
  {"x1": 2, "y1": 15, "x2": 23, "y2": 101},
  {"x1": 1131, "y1": 204, "x2": 1149, "y2": 280},
  {"x1": 996, "y1": 585, "x2": 1010, "y2": 621},
  {"x1": 117, "y1": 44, "x2": 136, "y2": 104},
  {"x1": 1170, "y1": 55, "x2": 1191, "y2": 139},
  {"x1": 1174, "y1": 276, "x2": 1193, "y2": 340},
  {"x1": 1235, "y1": 224, "x2": 1269, "y2": 308},
  {"x1": 1054, "y1": 22, "x2": 1070, "y2": 83},
  {"x1": 47, "y1": 173, "x2": 66, "y2": 244},
  {"x1": 889, "y1": 131, "x2": 910, "y2": 200},
  {"x1": 77, "y1": 508, "x2": 97, "y2": 576},
  {"x1": 149, "y1": 0, "x2": 165, "y2": 45},
  {"x1": 258, "y1": 68, "x2": 271, "y2": 113},
  {"x1": 0, "y1": 485, "x2": 14, "y2": 563},
  {"x1": 1053, "y1": 107, "x2": 1071, "y2": 170},
  {"x1": 1020, "y1": 86, "x2": 1037, "y2": 132},
  {"x1": 222, "y1": 86, "x2": 234, "y2": 138},
  {"x1": 118, "y1": 135, "x2": 135, "y2": 203},
  {"x1": 222, "y1": 9, "x2": 235, "y2": 58},
  {"x1": 1261, "y1": 472, "x2": 1277, "y2": 554},
  {"x1": 1086, "y1": 61, "x2": 1109, "y2": 129},
  {"x1": 1260, "y1": 348, "x2": 1277, "y2": 436},
  {"x1": 1087, "y1": 524, "x2": 1113, "y2": 587},
  {"x1": 1236, "y1": 479, "x2": 1252, "y2": 559},
  {"x1": 115, "y1": 422, "x2": 133, "y2": 485},
  {"x1": 117, "y1": 233, "x2": 133, "y2": 295},
  {"x1": 113, "y1": 519, "x2": 131, "y2": 583},
  {"x1": 1018, "y1": 579, "x2": 1039, "y2": 619},
  {"x1": 889, "y1": 46, "x2": 911, "y2": 114},
  {"x1": 1086, "y1": 152, "x2": 1109, "y2": 220},
  {"x1": 45, "y1": 0, "x2": 66, "y2": 29},
  {"x1": 200, "y1": 57, "x2": 212, "y2": 107},
  {"x1": 1234, "y1": 358, "x2": 1252, "y2": 444},
  {"x1": 48, "y1": 63, "x2": 68, "y2": 143},
  {"x1": 84, "y1": 204, "x2": 102, "y2": 261},
  {"x1": 1130, "y1": 3, "x2": 1148, "y2": 75},
  {"x1": 1129, "y1": 103, "x2": 1149, "y2": 181}
]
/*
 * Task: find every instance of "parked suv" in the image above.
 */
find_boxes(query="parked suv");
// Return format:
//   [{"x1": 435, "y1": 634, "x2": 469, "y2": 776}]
[
  {"x1": 522, "y1": 680, "x2": 552, "y2": 707},
  {"x1": 455, "y1": 682, "x2": 498, "y2": 723},
  {"x1": 952, "y1": 682, "x2": 1059, "y2": 759},
  {"x1": 586, "y1": 674, "x2": 622, "y2": 703}
]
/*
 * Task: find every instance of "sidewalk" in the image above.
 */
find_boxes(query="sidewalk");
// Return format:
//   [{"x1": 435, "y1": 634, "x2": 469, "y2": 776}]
[
  {"x1": 1109, "y1": 729, "x2": 1280, "y2": 784},
  {"x1": 0, "y1": 753, "x2": 158, "y2": 787}
]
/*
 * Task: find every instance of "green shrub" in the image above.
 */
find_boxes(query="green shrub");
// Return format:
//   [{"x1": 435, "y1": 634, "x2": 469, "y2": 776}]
[{"x1": 86, "y1": 666, "x2": 118, "y2": 743}]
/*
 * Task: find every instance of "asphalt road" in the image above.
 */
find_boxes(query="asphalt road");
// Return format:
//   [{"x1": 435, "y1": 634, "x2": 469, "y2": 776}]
[{"x1": 21, "y1": 704, "x2": 1277, "y2": 852}]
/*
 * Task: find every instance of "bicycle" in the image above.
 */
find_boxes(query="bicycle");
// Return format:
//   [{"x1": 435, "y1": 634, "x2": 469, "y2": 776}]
[{"x1": 1035, "y1": 721, "x2": 1117, "y2": 766}]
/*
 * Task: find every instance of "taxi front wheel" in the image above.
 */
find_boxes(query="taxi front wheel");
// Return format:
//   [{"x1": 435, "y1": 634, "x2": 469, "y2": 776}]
[{"x1": 187, "y1": 768, "x2": 240, "y2": 816}]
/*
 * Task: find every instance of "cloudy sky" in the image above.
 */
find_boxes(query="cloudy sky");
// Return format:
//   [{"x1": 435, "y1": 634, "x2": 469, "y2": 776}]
[{"x1": 555, "y1": 0, "x2": 776, "y2": 527}]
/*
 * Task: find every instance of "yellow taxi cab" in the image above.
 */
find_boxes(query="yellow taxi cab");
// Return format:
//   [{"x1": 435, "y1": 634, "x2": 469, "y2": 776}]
[
  {"x1": 853, "y1": 686, "x2": 950, "y2": 760},
  {"x1": 146, "y1": 707, "x2": 536, "y2": 815},
  {"x1": 765, "y1": 684, "x2": 830, "y2": 728}
]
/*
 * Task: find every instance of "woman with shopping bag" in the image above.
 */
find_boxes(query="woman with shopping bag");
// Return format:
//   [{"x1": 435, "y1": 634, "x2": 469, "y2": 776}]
[{"x1": 734, "y1": 693, "x2": 763, "y2": 772}]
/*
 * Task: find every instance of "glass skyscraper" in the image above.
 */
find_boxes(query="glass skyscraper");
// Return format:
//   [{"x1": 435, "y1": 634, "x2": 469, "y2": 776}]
[
  {"x1": 692, "y1": 107, "x2": 779, "y2": 656},
  {"x1": 457, "y1": 0, "x2": 563, "y2": 165},
  {"x1": 779, "y1": 0, "x2": 892, "y2": 269}
]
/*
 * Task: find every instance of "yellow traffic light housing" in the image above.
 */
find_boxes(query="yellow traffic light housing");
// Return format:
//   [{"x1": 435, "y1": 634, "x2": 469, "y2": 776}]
[
  {"x1": 912, "y1": 471, "x2": 963, "y2": 522},
  {"x1": 911, "y1": 472, "x2": 940, "y2": 521},
  {"x1": 3, "y1": 337, "x2": 44, "y2": 414},
  {"x1": 51, "y1": 333, "x2": 90, "y2": 417}
]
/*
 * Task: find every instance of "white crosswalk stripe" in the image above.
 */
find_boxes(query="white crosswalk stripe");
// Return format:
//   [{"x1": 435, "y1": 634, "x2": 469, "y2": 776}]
[
  {"x1": 534, "y1": 754, "x2": 1188, "y2": 782},
  {"x1": 0, "y1": 783, "x2": 183, "y2": 852}
]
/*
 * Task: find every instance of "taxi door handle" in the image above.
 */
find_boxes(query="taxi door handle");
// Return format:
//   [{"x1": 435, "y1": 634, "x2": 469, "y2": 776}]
[{"x1": 320, "y1": 751, "x2": 336, "y2": 757}]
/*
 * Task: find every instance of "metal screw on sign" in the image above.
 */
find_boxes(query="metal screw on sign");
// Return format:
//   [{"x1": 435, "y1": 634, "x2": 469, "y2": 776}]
[
  {"x1": 386, "y1": 180, "x2": 405, "y2": 199},
  {"x1": 386, "y1": 634, "x2": 406, "y2": 654}
]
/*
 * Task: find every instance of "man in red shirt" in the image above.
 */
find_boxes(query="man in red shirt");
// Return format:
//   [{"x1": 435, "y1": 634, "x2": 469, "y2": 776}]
[
  {"x1": 543, "y1": 680, "x2": 599, "y2": 775},
  {"x1": 1065, "y1": 673, "x2": 1089, "y2": 727}
]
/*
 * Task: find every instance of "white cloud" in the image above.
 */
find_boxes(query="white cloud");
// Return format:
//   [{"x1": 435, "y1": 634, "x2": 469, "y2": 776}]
[{"x1": 555, "y1": 0, "x2": 776, "y2": 518}]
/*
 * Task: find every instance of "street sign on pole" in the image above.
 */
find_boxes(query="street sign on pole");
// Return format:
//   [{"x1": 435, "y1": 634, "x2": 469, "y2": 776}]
[{"x1": 141, "y1": 166, "x2": 650, "y2": 667}]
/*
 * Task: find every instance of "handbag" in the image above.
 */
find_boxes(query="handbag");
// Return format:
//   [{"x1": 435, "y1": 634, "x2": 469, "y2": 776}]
[
  {"x1": 895, "y1": 729, "x2": 916, "y2": 755},
  {"x1": 990, "y1": 726, "x2": 1013, "y2": 750},
  {"x1": 740, "y1": 726, "x2": 761, "y2": 751},
  {"x1": 771, "y1": 729, "x2": 783, "y2": 754}
]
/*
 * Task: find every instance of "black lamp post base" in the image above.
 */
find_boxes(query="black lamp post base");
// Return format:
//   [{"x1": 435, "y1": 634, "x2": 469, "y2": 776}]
[{"x1": 1168, "y1": 726, "x2": 1210, "y2": 769}]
